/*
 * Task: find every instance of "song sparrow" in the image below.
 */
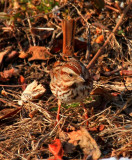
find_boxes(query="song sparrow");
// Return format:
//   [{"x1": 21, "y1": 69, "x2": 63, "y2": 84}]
[{"x1": 50, "y1": 58, "x2": 93, "y2": 122}]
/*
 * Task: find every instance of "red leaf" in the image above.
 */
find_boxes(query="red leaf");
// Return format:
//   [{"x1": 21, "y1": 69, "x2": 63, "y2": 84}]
[
  {"x1": 96, "y1": 35, "x2": 104, "y2": 44},
  {"x1": 18, "y1": 75, "x2": 27, "y2": 90},
  {"x1": 99, "y1": 124, "x2": 105, "y2": 131},
  {"x1": 48, "y1": 139, "x2": 64, "y2": 160},
  {"x1": 19, "y1": 75, "x2": 25, "y2": 84}
]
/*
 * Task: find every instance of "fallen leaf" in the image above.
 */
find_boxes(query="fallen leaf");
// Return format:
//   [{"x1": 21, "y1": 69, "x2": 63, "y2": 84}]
[
  {"x1": 19, "y1": 75, "x2": 25, "y2": 84},
  {"x1": 27, "y1": 46, "x2": 53, "y2": 61},
  {"x1": 18, "y1": 80, "x2": 46, "y2": 105},
  {"x1": 99, "y1": 124, "x2": 105, "y2": 131},
  {"x1": 0, "y1": 68, "x2": 19, "y2": 82},
  {"x1": 5, "y1": 51, "x2": 19, "y2": 63},
  {"x1": 68, "y1": 130, "x2": 82, "y2": 146},
  {"x1": 0, "y1": 107, "x2": 22, "y2": 121},
  {"x1": 48, "y1": 139, "x2": 64, "y2": 160},
  {"x1": 96, "y1": 35, "x2": 104, "y2": 43},
  {"x1": 0, "y1": 50, "x2": 8, "y2": 67},
  {"x1": 0, "y1": 46, "x2": 13, "y2": 67},
  {"x1": 18, "y1": 75, "x2": 27, "y2": 91},
  {"x1": 68, "y1": 127, "x2": 101, "y2": 160},
  {"x1": 59, "y1": 131, "x2": 75, "y2": 154},
  {"x1": 19, "y1": 51, "x2": 29, "y2": 59}
]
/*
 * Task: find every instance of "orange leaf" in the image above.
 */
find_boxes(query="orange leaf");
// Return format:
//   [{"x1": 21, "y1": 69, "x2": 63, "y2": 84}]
[
  {"x1": 27, "y1": 46, "x2": 53, "y2": 61},
  {"x1": 18, "y1": 75, "x2": 26, "y2": 90},
  {"x1": 99, "y1": 124, "x2": 105, "y2": 131},
  {"x1": 0, "y1": 68, "x2": 18, "y2": 82},
  {"x1": 105, "y1": 67, "x2": 110, "y2": 72},
  {"x1": 68, "y1": 128, "x2": 101, "y2": 159},
  {"x1": 48, "y1": 139, "x2": 64, "y2": 160},
  {"x1": 96, "y1": 35, "x2": 104, "y2": 43},
  {"x1": 19, "y1": 75, "x2": 25, "y2": 84},
  {"x1": 19, "y1": 51, "x2": 29, "y2": 59}
]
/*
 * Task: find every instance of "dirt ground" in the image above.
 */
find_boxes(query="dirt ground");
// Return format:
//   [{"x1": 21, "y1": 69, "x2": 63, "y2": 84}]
[{"x1": 0, "y1": 0, "x2": 132, "y2": 159}]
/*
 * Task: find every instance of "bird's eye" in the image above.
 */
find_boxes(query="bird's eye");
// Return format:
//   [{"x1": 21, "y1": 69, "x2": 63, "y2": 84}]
[{"x1": 69, "y1": 73, "x2": 73, "y2": 77}]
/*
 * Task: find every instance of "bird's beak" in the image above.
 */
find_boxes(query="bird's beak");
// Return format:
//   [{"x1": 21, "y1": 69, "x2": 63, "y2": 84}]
[{"x1": 78, "y1": 75, "x2": 85, "y2": 82}]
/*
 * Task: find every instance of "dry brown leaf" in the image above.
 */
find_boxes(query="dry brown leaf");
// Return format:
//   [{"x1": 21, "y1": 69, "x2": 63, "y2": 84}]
[
  {"x1": 0, "y1": 68, "x2": 19, "y2": 82},
  {"x1": 79, "y1": 127, "x2": 101, "y2": 160},
  {"x1": 5, "y1": 51, "x2": 19, "y2": 63},
  {"x1": 68, "y1": 127, "x2": 101, "y2": 160},
  {"x1": 18, "y1": 80, "x2": 46, "y2": 105},
  {"x1": 27, "y1": 46, "x2": 53, "y2": 61},
  {"x1": 19, "y1": 51, "x2": 29, "y2": 59},
  {"x1": 0, "y1": 107, "x2": 22, "y2": 121},
  {"x1": 0, "y1": 46, "x2": 13, "y2": 66},
  {"x1": 0, "y1": 51, "x2": 8, "y2": 66}
]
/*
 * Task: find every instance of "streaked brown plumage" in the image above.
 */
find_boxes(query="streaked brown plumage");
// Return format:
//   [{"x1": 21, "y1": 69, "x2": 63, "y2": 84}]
[{"x1": 50, "y1": 58, "x2": 93, "y2": 123}]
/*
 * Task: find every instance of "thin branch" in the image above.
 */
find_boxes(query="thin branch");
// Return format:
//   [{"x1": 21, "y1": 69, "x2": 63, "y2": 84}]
[{"x1": 86, "y1": 2, "x2": 132, "y2": 69}]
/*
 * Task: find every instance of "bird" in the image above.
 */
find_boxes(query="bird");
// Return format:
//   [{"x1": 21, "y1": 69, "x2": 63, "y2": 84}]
[{"x1": 50, "y1": 58, "x2": 93, "y2": 124}]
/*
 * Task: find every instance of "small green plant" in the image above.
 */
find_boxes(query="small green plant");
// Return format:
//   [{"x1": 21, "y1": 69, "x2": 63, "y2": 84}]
[
  {"x1": 63, "y1": 102, "x2": 80, "y2": 109},
  {"x1": 36, "y1": 0, "x2": 59, "y2": 13}
]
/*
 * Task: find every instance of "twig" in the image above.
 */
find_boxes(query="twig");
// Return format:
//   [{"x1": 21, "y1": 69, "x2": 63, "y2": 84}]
[
  {"x1": 85, "y1": 26, "x2": 91, "y2": 62},
  {"x1": 86, "y1": 2, "x2": 132, "y2": 69},
  {"x1": 23, "y1": 3, "x2": 68, "y2": 22},
  {"x1": 0, "y1": 84, "x2": 23, "y2": 87},
  {"x1": 71, "y1": 3, "x2": 90, "y2": 27},
  {"x1": 114, "y1": 96, "x2": 132, "y2": 116},
  {"x1": 78, "y1": 106, "x2": 112, "y2": 125},
  {"x1": 105, "y1": 5, "x2": 120, "y2": 13},
  {"x1": 29, "y1": 101, "x2": 52, "y2": 120},
  {"x1": 0, "y1": 98, "x2": 20, "y2": 108},
  {"x1": 25, "y1": 12, "x2": 36, "y2": 46}
]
